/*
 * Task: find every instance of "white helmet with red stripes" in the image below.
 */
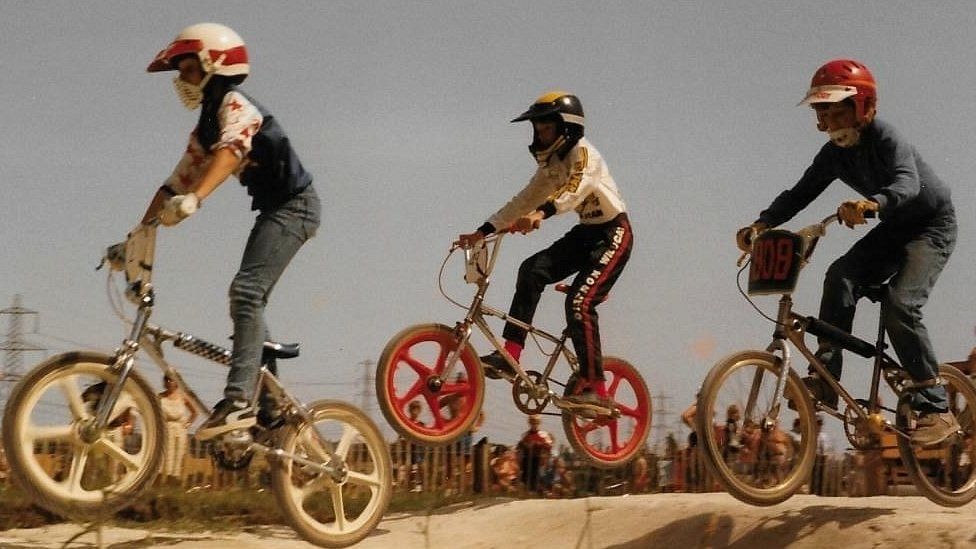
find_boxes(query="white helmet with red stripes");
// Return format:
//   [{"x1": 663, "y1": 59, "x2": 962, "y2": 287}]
[{"x1": 147, "y1": 23, "x2": 249, "y2": 109}]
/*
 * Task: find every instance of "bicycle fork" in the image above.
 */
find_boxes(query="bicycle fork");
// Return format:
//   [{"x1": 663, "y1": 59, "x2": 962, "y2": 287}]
[{"x1": 88, "y1": 293, "x2": 154, "y2": 439}]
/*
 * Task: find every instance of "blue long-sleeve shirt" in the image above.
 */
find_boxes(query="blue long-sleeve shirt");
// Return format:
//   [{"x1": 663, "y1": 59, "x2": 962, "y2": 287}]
[{"x1": 758, "y1": 118, "x2": 952, "y2": 228}]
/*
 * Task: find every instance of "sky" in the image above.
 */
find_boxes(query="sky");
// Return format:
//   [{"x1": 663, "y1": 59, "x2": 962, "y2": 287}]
[{"x1": 2, "y1": 1, "x2": 975, "y2": 451}]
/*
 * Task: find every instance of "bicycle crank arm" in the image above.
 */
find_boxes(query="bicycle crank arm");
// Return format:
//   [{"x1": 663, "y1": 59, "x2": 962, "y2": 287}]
[{"x1": 551, "y1": 395, "x2": 621, "y2": 419}]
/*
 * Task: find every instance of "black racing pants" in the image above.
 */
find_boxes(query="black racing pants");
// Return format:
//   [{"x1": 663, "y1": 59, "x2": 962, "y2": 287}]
[{"x1": 502, "y1": 213, "x2": 633, "y2": 382}]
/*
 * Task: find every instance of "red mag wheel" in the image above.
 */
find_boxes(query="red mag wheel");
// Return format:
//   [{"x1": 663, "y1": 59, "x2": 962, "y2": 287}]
[
  {"x1": 376, "y1": 324, "x2": 485, "y2": 446},
  {"x1": 562, "y1": 357, "x2": 651, "y2": 469}
]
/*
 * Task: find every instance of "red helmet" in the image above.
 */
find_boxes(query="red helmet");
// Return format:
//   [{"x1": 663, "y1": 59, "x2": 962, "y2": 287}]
[{"x1": 798, "y1": 59, "x2": 877, "y2": 129}]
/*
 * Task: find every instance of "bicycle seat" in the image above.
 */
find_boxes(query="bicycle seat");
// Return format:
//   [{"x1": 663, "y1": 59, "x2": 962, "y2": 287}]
[
  {"x1": 264, "y1": 340, "x2": 300, "y2": 360},
  {"x1": 855, "y1": 283, "x2": 888, "y2": 303}
]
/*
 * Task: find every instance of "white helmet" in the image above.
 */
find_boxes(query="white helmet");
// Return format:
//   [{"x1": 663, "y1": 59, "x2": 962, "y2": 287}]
[{"x1": 148, "y1": 23, "x2": 249, "y2": 109}]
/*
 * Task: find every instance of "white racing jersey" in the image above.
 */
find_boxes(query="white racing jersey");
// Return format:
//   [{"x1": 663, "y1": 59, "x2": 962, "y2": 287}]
[{"x1": 487, "y1": 138, "x2": 626, "y2": 230}]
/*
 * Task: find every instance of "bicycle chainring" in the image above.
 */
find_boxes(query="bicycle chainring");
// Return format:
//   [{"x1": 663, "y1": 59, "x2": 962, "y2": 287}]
[
  {"x1": 843, "y1": 404, "x2": 881, "y2": 450},
  {"x1": 209, "y1": 429, "x2": 256, "y2": 471},
  {"x1": 512, "y1": 370, "x2": 550, "y2": 414}
]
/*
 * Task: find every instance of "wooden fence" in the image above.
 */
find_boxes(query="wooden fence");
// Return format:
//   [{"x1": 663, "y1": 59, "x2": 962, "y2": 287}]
[{"x1": 0, "y1": 436, "x2": 941, "y2": 499}]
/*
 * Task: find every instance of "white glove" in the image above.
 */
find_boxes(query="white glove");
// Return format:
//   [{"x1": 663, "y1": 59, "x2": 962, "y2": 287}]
[{"x1": 160, "y1": 193, "x2": 199, "y2": 226}]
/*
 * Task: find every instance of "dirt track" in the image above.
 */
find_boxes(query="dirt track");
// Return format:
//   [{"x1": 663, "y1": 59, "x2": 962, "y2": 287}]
[{"x1": 1, "y1": 493, "x2": 974, "y2": 548}]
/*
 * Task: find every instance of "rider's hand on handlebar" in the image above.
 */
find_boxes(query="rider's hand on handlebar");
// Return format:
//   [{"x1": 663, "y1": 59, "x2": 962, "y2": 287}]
[
  {"x1": 159, "y1": 193, "x2": 199, "y2": 227},
  {"x1": 512, "y1": 211, "x2": 544, "y2": 234},
  {"x1": 455, "y1": 230, "x2": 485, "y2": 249},
  {"x1": 103, "y1": 241, "x2": 126, "y2": 271},
  {"x1": 837, "y1": 199, "x2": 878, "y2": 229},
  {"x1": 735, "y1": 222, "x2": 768, "y2": 252}
]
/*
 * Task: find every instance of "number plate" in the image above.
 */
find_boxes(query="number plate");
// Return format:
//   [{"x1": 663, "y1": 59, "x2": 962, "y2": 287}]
[
  {"x1": 464, "y1": 242, "x2": 488, "y2": 284},
  {"x1": 747, "y1": 230, "x2": 804, "y2": 295}
]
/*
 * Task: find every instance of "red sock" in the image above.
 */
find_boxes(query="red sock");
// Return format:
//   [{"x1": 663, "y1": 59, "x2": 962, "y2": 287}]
[{"x1": 504, "y1": 340, "x2": 523, "y2": 362}]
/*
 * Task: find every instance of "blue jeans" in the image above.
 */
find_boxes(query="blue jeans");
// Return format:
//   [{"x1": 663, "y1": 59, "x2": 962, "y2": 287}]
[
  {"x1": 817, "y1": 208, "x2": 956, "y2": 412},
  {"x1": 224, "y1": 185, "x2": 321, "y2": 401}
]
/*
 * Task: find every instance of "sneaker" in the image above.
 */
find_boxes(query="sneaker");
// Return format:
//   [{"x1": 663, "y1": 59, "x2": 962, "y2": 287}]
[
  {"x1": 563, "y1": 389, "x2": 613, "y2": 419},
  {"x1": 197, "y1": 398, "x2": 256, "y2": 441},
  {"x1": 788, "y1": 375, "x2": 838, "y2": 410},
  {"x1": 911, "y1": 411, "x2": 960, "y2": 447},
  {"x1": 481, "y1": 351, "x2": 516, "y2": 380}
]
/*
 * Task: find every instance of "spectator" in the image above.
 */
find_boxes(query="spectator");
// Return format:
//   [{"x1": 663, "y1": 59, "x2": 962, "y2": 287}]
[
  {"x1": 490, "y1": 445, "x2": 519, "y2": 493},
  {"x1": 0, "y1": 445, "x2": 8, "y2": 485},
  {"x1": 517, "y1": 414, "x2": 554, "y2": 494},
  {"x1": 542, "y1": 456, "x2": 574, "y2": 498},
  {"x1": 159, "y1": 373, "x2": 198, "y2": 486},
  {"x1": 680, "y1": 398, "x2": 698, "y2": 448},
  {"x1": 630, "y1": 451, "x2": 650, "y2": 493},
  {"x1": 811, "y1": 414, "x2": 831, "y2": 495},
  {"x1": 722, "y1": 404, "x2": 742, "y2": 460},
  {"x1": 405, "y1": 400, "x2": 426, "y2": 492}
]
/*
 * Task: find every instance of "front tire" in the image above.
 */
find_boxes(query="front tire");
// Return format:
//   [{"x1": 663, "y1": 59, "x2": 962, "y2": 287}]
[
  {"x1": 271, "y1": 400, "x2": 392, "y2": 548},
  {"x1": 1, "y1": 352, "x2": 164, "y2": 520},
  {"x1": 376, "y1": 323, "x2": 485, "y2": 446},
  {"x1": 696, "y1": 350, "x2": 816, "y2": 506}
]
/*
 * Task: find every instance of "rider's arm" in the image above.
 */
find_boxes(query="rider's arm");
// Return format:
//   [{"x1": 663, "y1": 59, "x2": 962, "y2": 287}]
[
  {"x1": 869, "y1": 122, "x2": 924, "y2": 216},
  {"x1": 187, "y1": 147, "x2": 240, "y2": 201},
  {"x1": 757, "y1": 145, "x2": 837, "y2": 228},
  {"x1": 140, "y1": 184, "x2": 177, "y2": 225},
  {"x1": 189, "y1": 91, "x2": 260, "y2": 201},
  {"x1": 483, "y1": 169, "x2": 553, "y2": 233}
]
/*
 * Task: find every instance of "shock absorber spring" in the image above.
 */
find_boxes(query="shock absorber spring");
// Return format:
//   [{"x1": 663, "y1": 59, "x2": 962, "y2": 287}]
[{"x1": 174, "y1": 334, "x2": 232, "y2": 366}]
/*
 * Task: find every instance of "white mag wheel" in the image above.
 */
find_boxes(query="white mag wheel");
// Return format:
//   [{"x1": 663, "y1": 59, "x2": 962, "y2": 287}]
[
  {"x1": 696, "y1": 350, "x2": 817, "y2": 506},
  {"x1": 1, "y1": 352, "x2": 164, "y2": 520},
  {"x1": 896, "y1": 363, "x2": 976, "y2": 507},
  {"x1": 271, "y1": 400, "x2": 392, "y2": 548}
]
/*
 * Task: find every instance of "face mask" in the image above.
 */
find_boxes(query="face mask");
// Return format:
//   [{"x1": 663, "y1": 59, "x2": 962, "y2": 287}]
[
  {"x1": 530, "y1": 135, "x2": 566, "y2": 165},
  {"x1": 828, "y1": 127, "x2": 860, "y2": 148},
  {"x1": 172, "y1": 72, "x2": 212, "y2": 110}
]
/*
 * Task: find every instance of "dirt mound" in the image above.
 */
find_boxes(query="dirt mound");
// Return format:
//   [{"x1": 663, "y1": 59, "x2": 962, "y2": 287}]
[{"x1": 2, "y1": 493, "x2": 974, "y2": 548}]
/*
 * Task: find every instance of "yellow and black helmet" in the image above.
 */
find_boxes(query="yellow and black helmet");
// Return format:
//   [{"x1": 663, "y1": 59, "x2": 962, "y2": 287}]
[
  {"x1": 513, "y1": 91, "x2": 585, "y2": 160},
  {"x1": 511, "y1": 90, "x2": 585, "y2": 129}
]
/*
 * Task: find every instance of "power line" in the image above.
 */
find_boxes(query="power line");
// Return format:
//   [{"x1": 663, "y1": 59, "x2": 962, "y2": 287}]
[
  {"x1": 357, "y1": 359, "x2": 376, "y2": 419},
  {"x1": 651, "y1": 391, "x2": 674, "y2": 453}
]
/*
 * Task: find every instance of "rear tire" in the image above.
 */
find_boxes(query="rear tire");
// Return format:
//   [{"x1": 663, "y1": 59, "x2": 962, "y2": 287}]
[
  {"x1": 896, "y1": 363, "x2": 976, "y2": 507},
  {"x1": 1, "y1": 352, "x2": 164, "y2": 520},
  {"x1": 271, "y1": 400, "x2": 392, "y2": 547},
  {"x1": 561, "y1": 357, "x2": 651, "y2": 469}
]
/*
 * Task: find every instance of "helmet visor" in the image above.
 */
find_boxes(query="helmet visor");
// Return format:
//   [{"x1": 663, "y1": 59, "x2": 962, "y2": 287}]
[
  {"x1": 147, "y1": 39, "x2": 204, "y2": 72},
  {"x1": 798, "y1": 85, "x2": 858, "y2": 106}
]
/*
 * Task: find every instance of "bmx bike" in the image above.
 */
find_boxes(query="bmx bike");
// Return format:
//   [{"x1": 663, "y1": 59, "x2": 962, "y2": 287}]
[
  {"x1": 1, "y1": 222, "x2": 392, "y2": 547},
  {"x1": 696, "y1": 213, "x2": 976, "y2": 506},
  {"x1": 376, "y1": 232, "x2": 650, "y2": 468}
]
